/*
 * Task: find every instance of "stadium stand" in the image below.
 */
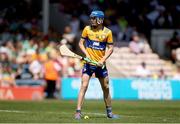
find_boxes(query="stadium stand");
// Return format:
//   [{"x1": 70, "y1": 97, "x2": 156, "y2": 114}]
[{"x1": 108, "y1": 44, "x2": 175, "y2": 78}]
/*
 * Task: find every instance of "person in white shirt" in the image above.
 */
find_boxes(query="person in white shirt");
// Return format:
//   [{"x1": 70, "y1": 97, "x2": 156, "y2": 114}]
[
  {"x1": 129, "y1": 34, "x2": 146, "y2": 54},
  {"x1": 135, "y1": 62, "x2": 151, "y2": 78},
  {"x1": 173, "y1": 64, "x2": 180, "y2": 81}
]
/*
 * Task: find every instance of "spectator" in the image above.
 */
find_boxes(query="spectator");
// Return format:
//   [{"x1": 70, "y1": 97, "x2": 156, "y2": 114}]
[
  {"x1": 158, "y1": 69, "x2": 167, "y2": 79},
  {"x1": 123, "y1": 26, "x2": 138, "y2": 42},
  {"x1": 173, "y1": 63, "x2": 180, "y2": 81},
  {"x1": 29, "y1": 54, "x2": 43, "y2": 80},
  {"x1": 62, "y1": 26, "x2": 76, "y2": 50},
  {"x1": 175, "y1": 48, "x2": 180, "y2": 62},
  {"x1": 70, "y1": 15, "x2": 80, "y2": 36},
  {"x1": 108, "y1": 19, "x2": 121, "y2": 41},
  {"x1": 166, "y1": 31, "x2": 180, "y2": 62},
  {"x1": 62, "y1": 26, "x2": 75, "y2": 43},
  {"x1": 43, "y1": 51, "x2": 61, "y2": 98},
  {"x1": 146, "y1": 4, "x2": 166, "y2": 26},
  {"x1": 129, "y1": 34, "x2": 146, "y2": 54},
  {"x1": 135, "y1": 62, "x2": 151, "y2": 78},
  {"x1": 155, "y1": 11, "x2": 173, "y2": 28},
  {"x1": 0, "y1": 64, "x2": 16, "y2": 87}
]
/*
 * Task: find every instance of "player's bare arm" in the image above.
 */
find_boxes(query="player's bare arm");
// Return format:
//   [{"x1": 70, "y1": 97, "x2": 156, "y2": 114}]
[
  {"x1": 98, "y1": 44, "x2": 114, "y2": 66},
  {"x1": 79, "y1": 38, "x2": 90, "y2": 58}
]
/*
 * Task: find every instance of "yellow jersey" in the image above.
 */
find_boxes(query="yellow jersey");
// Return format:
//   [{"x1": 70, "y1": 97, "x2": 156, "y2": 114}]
[{"x1": 81, "y1": 26, "x2": 113, "y2": 62}]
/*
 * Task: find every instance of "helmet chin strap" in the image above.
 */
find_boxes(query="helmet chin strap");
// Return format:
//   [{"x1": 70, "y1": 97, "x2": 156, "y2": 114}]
[
  {"x1": 97, "y1": 21, "x2": 101, "y2": 25},
  {"x1": 97, "y1": 18, "x2": 104, "y2": 25}
]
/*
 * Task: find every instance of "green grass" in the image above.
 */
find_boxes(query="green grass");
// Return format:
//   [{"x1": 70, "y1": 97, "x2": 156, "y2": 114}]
[{"x1": 0, "y1": 100, "x2": 180, "y2": 123}]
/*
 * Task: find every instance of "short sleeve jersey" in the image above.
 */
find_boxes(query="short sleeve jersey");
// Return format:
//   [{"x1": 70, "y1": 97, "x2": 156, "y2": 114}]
[{"x1": 81, "y1": 26, "x2": 113, "y2": 62}]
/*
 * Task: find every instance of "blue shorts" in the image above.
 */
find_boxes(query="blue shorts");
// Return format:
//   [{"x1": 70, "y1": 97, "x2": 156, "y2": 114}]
[{"x1": 82, "y1": 63, "x2": 108, "y2": 78}]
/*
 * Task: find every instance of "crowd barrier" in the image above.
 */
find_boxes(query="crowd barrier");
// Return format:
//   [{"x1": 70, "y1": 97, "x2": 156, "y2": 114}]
[
  {"x1": 16, "y1": 79, "x2": 44, "y2": 86},
  {"x1": 0, "y1": 86, "x2": 44, "y2": 100},
  {"x1": 61, "y1": 78, "x2": 180, "y2": 100}
]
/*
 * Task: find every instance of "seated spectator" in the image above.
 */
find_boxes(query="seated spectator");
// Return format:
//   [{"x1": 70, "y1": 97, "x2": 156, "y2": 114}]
[
  {"x1": 16, "y1": 53, "x2": 33, "y2": 79},
  {"x1": 173, "y1": 63, "x2": 180, "y2": 81},
  {"x1": 0, "y1": 65, "x2": 16, "y2": 87},
  {"x1": 67, "y1": 58, "x2": 81, "y2": 77},
  {"x1": 166, "y1": 31, "x2": 180, "y2": 63},
  {"x1": 29, "y1": 54, "x2": 43, "y2": 80},
  {"x1": 45, "y1": 41, "x2": 56, "y2": 54},
  {"x1": 129, "y1": 34, "x2": 147, "y2": 54},
  {"x1": 158, "y1": 69, "x2": 167, "y2": 79},
  {"x1": 135, "y1": 62, "x2": 151, "y2": 78},
  {"x1": 175, "y1": 48, "x2": 180, "y2": 63}
]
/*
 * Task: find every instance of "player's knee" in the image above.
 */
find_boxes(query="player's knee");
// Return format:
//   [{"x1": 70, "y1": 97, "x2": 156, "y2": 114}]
[
  {"x1": 81, "y1": 84, "x2": 88, "y2": 91},
  {"x1": 103, "y1": 82, "x2": 109, "y2": 89},
  {"x1": 102, "y1": 85, "x2": 109, "y2": 92}
]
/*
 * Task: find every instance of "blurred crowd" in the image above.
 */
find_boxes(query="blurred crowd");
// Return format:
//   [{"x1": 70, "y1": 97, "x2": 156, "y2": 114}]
[
  {"x1": 0, "y1": 0, "x2": 180, "y2": 95},
  {"x1": 0, "y1": 37, "x2": 82, "y2": 82},
  {"x1": 58, "y1": 0, "x2": 180, "y2": 41}
]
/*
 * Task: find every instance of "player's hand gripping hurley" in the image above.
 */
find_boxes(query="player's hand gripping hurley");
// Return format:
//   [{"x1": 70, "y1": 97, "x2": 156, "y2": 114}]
[{"x1": 59, "y1": 45, "x2": 105, "y2": 68}]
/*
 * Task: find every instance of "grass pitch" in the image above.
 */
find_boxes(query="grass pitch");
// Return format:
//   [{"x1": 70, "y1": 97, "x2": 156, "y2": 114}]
[{"x1": 0, "y1": 100, "x2": 180, "y2": 123}]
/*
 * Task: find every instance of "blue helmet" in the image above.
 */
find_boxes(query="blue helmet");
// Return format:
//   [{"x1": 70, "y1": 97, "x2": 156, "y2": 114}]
[
  {"x1": 90, "y1": 10, "x2": 104, "y2": 19},
  {"x1": 90, "y1": 10, "x2": 104, "y2": 25}
]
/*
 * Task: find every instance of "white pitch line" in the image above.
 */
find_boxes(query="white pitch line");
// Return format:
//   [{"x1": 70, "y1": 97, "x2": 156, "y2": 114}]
[
  {"x1": 83, "y1": 112, "x2": 106, "y2": 116},
  {"x1": 60, "y1": 112, "x2": 104, "y2": 116},
  {"x1": 62, "y1": 111, "x2": 141, "y2": 118},
  {"x1": 0, "y1": 110, "x2": 131, "y2": 118},
  {"x1": 60, "y1": 111, "x2": 106, "y2": 116},
  {"x1": 0, "y1": 110, "x2": 29, "y2": 113},
  {"x1": 82, "y1": 112, "x2": 140, "y2": 118}
]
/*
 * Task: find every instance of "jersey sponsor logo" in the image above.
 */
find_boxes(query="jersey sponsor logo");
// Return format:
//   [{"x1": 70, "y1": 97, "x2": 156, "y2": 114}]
[
  {"x1": 86, "y1": 45, "x2": 104, "y2": 50},
  {"x1": 86, "y1": 39, "x2": 106, "y2": 51},
  {"x1": 93, "y1": 42, "x2": 100, "y2": 46},
  {"x1": 89, "y1": 45, "x2": 105, "y2": 50}
]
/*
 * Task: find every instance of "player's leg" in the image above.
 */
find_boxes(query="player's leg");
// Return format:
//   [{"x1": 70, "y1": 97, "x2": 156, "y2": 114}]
[
  {"x1": 96, "y1": 67, "x2": 119, "y2": 119},
  {"x1": 98, "y1": 76, "x2": 111, "y2": 107},
  {"x1": 95, "y1": 67, "x2": 111, "y2": 106},
  {"x1": 76, "y1": 74, "x2": 91, "y2": 110},
  {"x1": 98, "y1": 76, "x2": 119, "y2": 119},
  {"x1": 75, "y1": 74, "x2": 91, "y2": 119}
]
